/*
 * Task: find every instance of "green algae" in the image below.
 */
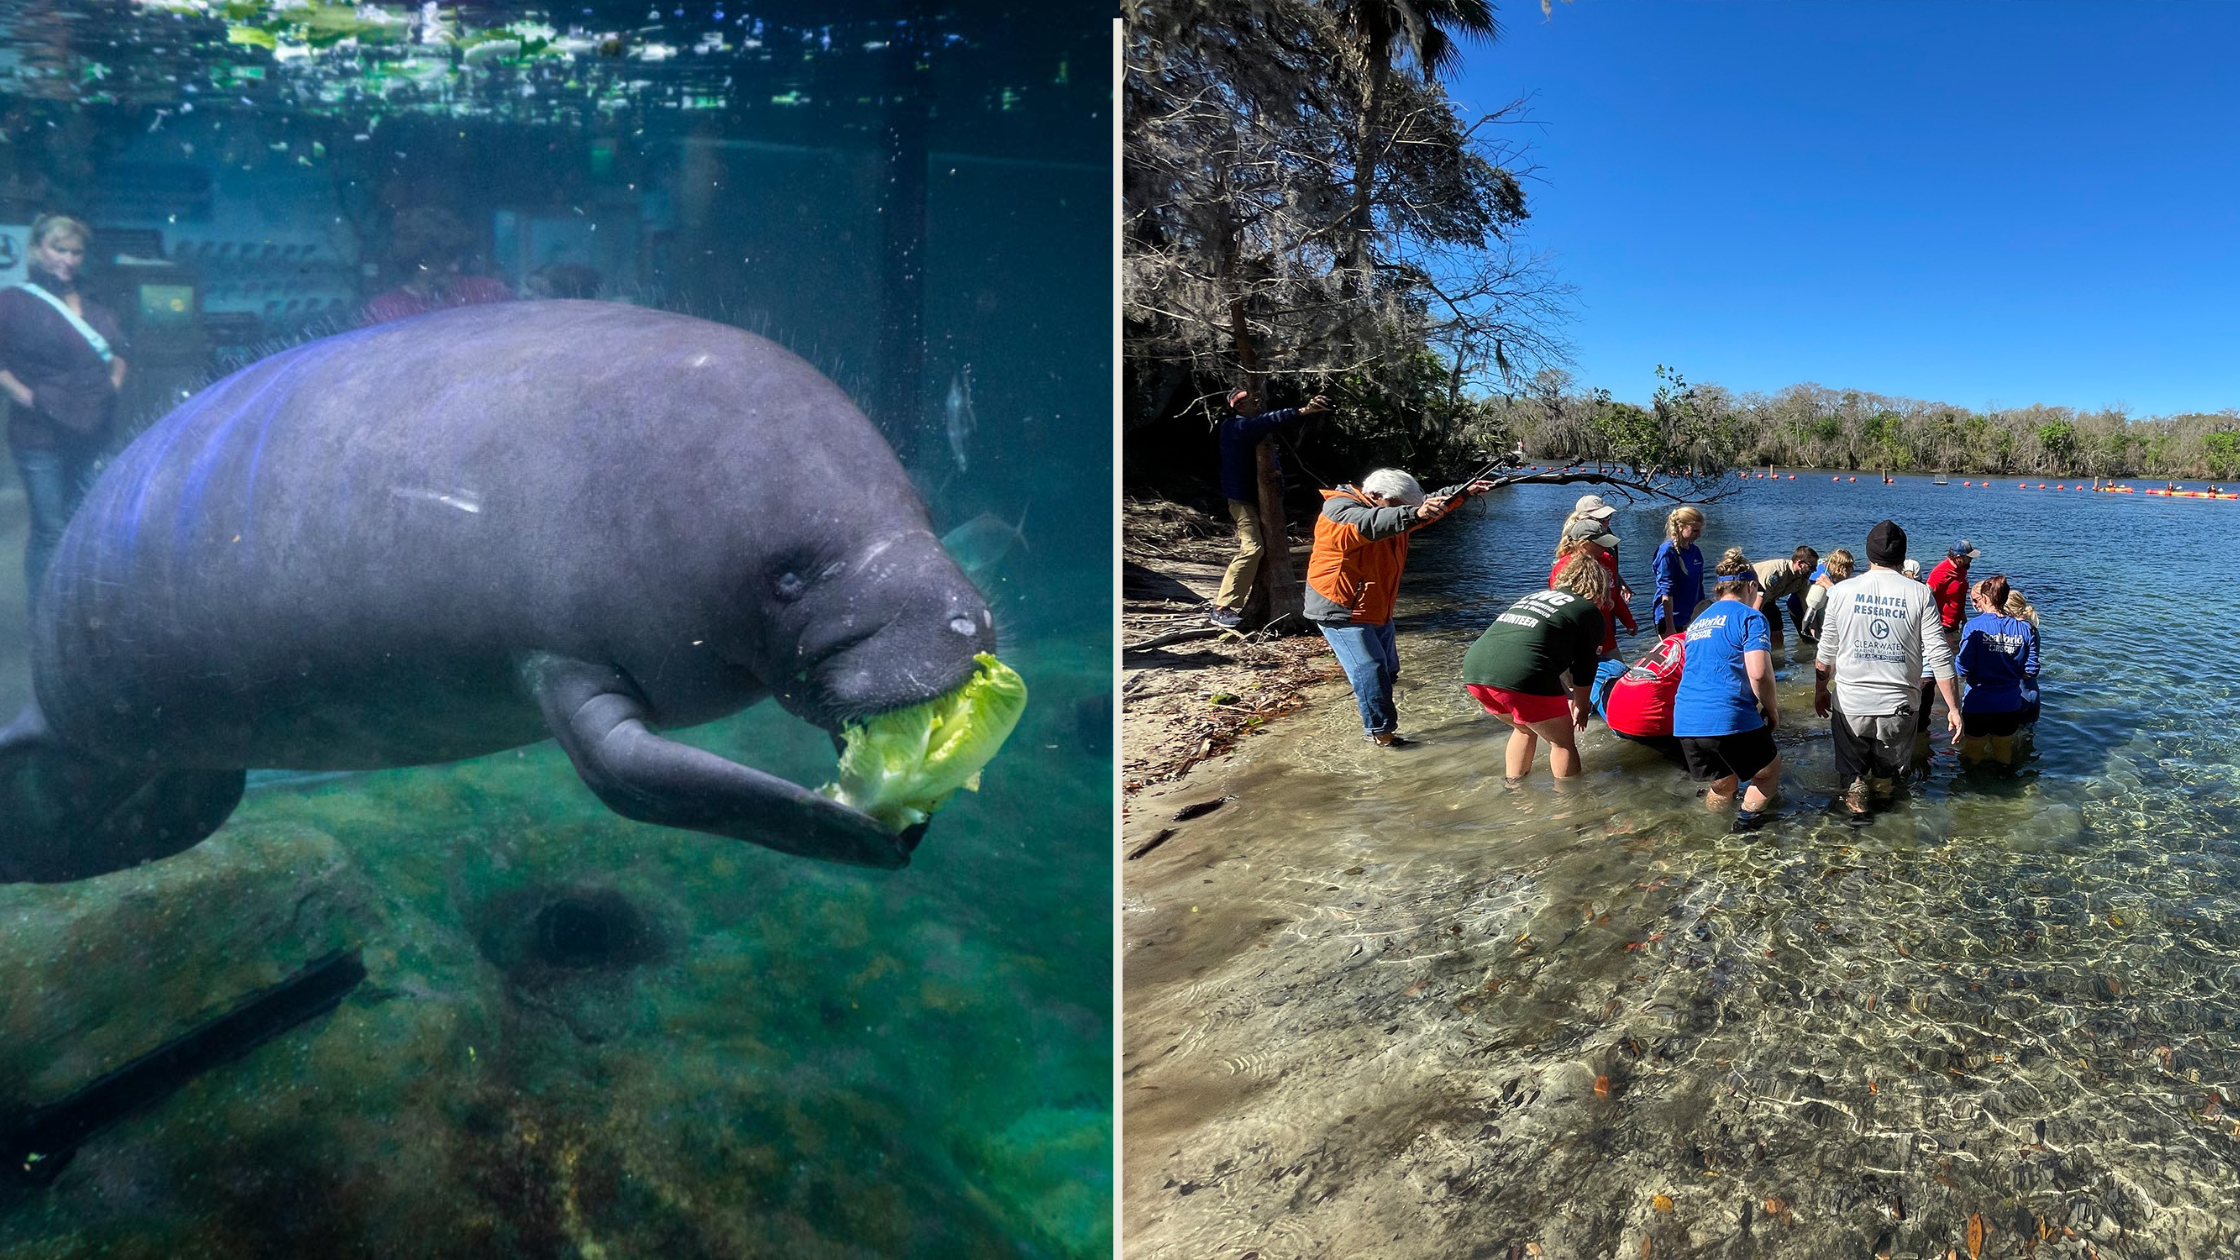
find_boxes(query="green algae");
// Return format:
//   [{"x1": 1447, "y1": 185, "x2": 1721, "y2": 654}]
[{"x1": 0, "y1": 638, "x2": 1107, "y2": 1258}]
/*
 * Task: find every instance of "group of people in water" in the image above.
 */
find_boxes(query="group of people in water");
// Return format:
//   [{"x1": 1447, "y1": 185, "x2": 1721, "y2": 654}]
[
  {"x1": 1463, "y1": 496, "x2": 2043, "y2": 823},
  {"x1": 1293, "y1": 458, "x2": 2044, "y2": 826}
]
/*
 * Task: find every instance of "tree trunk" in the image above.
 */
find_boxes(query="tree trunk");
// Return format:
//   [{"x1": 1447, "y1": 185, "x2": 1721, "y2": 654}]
[
  {"x1": 1231, "y1": 298, "x2": 1304, "y2": 630},
  {"x1": 1344, "y1": 52, "x2": 1391, "y2": 275}
]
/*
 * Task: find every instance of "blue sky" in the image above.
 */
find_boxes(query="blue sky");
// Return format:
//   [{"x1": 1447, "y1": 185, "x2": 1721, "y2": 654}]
[{"x1": 1448, "y1": 1, "x2": 2240, "y2": 417}]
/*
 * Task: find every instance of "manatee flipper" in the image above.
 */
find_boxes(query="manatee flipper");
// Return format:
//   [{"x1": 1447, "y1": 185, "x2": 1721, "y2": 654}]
[
  {"x1": 0, "y1": 706, "x2": 247, "y2": 884},
  {"x1": 522, "y1": 654, "x2": 916, "y2": 869}
]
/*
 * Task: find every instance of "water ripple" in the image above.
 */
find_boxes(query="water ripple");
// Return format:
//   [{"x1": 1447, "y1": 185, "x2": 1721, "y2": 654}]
[{"x1": 1126, "y1": 479, "x2": 2240, "y2": 1259}]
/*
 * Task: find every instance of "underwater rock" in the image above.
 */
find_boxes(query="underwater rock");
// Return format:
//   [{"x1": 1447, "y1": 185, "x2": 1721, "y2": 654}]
[
  {"x1": 0, "y1": 813, "x2": 1055, "y2": 1258},
  {"x1": 960, "y1": 1105, "x2": 1115, "y2": 1258},
  {"x1": 469, "y1": 880, "x2": 676, "y2": 1045},
  {"x1": 0, "y1": 822, "x2": 384, "y2": 1100}
]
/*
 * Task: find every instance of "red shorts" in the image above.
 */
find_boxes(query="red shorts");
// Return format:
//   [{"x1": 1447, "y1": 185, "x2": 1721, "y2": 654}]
[{"x1": 1466, "y1": 684, "x2": 1570, "y2": 726}]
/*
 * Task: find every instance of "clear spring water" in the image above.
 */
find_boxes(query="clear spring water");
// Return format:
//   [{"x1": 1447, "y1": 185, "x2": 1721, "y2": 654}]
[{"x1": 1125, "y1": 473, "x2": 2240, "y2": 1260}]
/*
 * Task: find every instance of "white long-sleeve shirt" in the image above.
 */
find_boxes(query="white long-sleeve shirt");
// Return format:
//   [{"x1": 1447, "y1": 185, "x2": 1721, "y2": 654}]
[{"x1": 1815, "y1": 565, "x2": 1954, "y2": 716}]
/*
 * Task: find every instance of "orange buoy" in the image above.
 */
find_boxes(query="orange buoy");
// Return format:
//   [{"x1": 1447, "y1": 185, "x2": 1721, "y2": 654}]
[
  {"x1": 1786, "y1": 474, "x2": 1794, "y2": 480},
  {"x1": 2055, "y1": 484, "x2": 2064, "y2": 490},
  {"x1": 1831, "y1": 475, "x2": 1840, "y2": 482},
  {"x1": 2018, "y1": 482, "x2": 2026, "y2": 488}
]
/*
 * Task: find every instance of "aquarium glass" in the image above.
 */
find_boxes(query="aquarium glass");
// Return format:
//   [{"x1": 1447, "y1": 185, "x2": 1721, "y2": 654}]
[{"x1": 0, "y1": 2, "x2": 1113, "y2": 1256}]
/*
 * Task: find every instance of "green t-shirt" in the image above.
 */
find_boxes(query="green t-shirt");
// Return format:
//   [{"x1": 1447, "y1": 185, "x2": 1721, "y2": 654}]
[{"x1": 1462, "y1": 589, "x2": 1607, "y2": 696}]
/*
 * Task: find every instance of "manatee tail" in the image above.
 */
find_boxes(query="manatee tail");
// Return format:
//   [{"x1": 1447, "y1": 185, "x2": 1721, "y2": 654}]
[{"x1": 0, "y1": 705, "x2": 244, "y2": 884}]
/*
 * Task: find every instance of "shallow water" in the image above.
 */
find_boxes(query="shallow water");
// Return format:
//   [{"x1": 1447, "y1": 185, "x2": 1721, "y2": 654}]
[
  {"x1": 0, "y1": 3, "x2": 1111, "y2": 1254},
  {"x1": 1125, "y1": 474, "x2": 2240, "y2": 1259}
]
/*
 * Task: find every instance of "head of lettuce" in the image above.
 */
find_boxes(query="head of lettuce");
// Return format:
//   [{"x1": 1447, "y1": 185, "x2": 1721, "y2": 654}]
[{"x1": 820, "y1": 653, "x2": 1027, "y2": 835}]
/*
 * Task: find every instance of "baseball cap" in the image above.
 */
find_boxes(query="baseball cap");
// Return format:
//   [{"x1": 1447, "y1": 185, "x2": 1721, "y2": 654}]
[
  {"x1": 1949, "y1": 539, "x2": 1981, "y2": 560},
  {"x1": 1902, "y1": 558, "x2": 1922, "y2": 579},
  {"x1": 1865, "y1": 519, "x2": 1906, "y2": 566},
  {"x1": 1572, "y1": 494, "x2": 1615, "y2": 520},
  {"x1": 1563, "y1": 517, "x2": 1619, "y2": 548}
]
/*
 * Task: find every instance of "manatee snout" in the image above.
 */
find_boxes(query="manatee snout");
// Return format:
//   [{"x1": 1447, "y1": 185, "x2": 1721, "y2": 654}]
[{"x1": 790, "y1": 537, "x2": 996, "y2": 729}]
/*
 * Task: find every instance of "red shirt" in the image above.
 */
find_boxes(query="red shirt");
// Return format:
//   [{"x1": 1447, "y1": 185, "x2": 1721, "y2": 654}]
[
  {"x1": 1549, "y1": 550, "x2": 1636, "y2": 654},
  {"x1": 1926, "y1": 558, "x2": 1969, "y2": 630},
  {"x1": 1607, "y1": 633, "x2": 1686, "y2": 738},
  {"x1": 362, "y1": 274, "x2": 516, "y2": 326}
]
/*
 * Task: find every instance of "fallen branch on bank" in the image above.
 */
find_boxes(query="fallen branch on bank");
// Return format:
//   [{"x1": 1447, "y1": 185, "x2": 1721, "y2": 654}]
[{"x1": 1125, "y1": 626, "x2": 1230, "y2": 652}]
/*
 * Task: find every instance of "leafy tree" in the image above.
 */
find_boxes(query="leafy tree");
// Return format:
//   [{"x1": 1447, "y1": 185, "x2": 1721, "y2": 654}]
[
  {"x1": 2036, "y1": 420, "x2": 2078, "y2": 474},
  {"x1": 2205, "y1": 430, "x2": 2240, "y2": 480}
]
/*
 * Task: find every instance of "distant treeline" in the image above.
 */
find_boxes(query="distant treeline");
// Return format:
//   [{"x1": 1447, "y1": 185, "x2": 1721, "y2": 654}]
[
  {"x1": 1504, "y1": 376, "x2": 2240, "y2": 480},
  {"x1": 1125, "y1": 364, "x2": 2240, "y2": 513}
]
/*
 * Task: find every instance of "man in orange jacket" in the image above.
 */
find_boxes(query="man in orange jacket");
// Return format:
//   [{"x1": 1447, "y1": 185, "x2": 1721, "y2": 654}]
[{"x1": 1305, "y1": 467, "x2": 1490, "y2": 746}]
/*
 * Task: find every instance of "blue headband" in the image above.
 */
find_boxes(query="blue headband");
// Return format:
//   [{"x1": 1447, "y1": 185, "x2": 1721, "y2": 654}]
[{"x1": 1714, "y1": 569, "x2": 1757, "y2": 585}]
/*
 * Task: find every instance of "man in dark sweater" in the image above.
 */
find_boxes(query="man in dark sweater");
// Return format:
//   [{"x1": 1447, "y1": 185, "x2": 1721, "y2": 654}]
[{"x1": 1210, "y1": 388, "x2": 1331, "y2": 627}]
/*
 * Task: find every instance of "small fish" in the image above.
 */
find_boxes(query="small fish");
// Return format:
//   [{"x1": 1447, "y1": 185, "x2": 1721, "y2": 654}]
[
  {"x1": 940, "y1": 505, "x2": 1029, "y2": 580},
  {"x1": 944, "y1": 365, "x2": 975, "y2": 472}
]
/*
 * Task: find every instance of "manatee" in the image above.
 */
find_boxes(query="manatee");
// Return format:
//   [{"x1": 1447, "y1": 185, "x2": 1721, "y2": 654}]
[{"x1": 0, "y1": 301, "x2": 996, "y2": 882}]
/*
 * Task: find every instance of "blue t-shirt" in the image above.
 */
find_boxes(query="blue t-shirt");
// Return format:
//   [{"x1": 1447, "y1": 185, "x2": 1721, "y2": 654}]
[
  {"x1": 1955, "y1": 611, "x2": 2039, "y2": 713},
  {"x1": 1652, "y1": 539, "x2": 1705, "y2": 631},
  {"x1": 1671, "y1": 600, "x2": 1770, "y2": 737}
]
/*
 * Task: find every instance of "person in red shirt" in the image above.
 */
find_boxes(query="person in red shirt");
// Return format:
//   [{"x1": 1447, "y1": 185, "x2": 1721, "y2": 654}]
[
  {"x1": 1600, "y1": 631, "x2": 1687, "y2": 766},
  {"x1": 1924, "y1": 541, "x2": 1979, "y2": 639},
  {"x1": 1920, "y1": 539, "x2": 1979, "y2": 733},
  {"x1": 1549, "y1": 518, "x2": 1634, "y2": 658},
  {"x1": 362, "y1": 207, "x2": 515, "y2": 326}
]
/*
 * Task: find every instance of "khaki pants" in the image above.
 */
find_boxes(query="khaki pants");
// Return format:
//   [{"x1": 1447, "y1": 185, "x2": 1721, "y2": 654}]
[{"x1": 1214, "y1": 498, "x2": 1264, "y2": 610}]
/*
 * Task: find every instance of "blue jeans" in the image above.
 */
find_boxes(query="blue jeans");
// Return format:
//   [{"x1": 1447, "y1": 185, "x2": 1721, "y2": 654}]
[
  {"x1": 1319, "y1": 620, "x2": 1400, "y2": 736},
  {"x1": 13, "y1": 434, "x2": 104, "y2": 611}
]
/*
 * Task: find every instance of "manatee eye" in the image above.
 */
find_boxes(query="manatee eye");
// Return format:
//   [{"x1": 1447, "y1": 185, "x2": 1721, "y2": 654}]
[{"x1": 774, "y1": 571, "x2": 806, "y2": 601}]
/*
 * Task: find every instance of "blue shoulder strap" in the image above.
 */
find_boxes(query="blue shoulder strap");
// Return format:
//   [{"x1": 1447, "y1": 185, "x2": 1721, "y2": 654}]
[{"x1": 13, "y1": 283, "x2": 113, "y2": 364}]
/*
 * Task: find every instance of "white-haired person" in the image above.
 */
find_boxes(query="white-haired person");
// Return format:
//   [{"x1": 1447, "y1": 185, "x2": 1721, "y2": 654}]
[{"x1": 1305, "y1": 466, "x2": 1491, "y2": 747}]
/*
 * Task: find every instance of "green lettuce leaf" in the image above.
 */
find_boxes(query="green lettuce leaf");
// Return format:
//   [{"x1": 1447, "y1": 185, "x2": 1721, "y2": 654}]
[{"x1": 821, "y1": 654, "x2": 1028, "y2": 832}]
